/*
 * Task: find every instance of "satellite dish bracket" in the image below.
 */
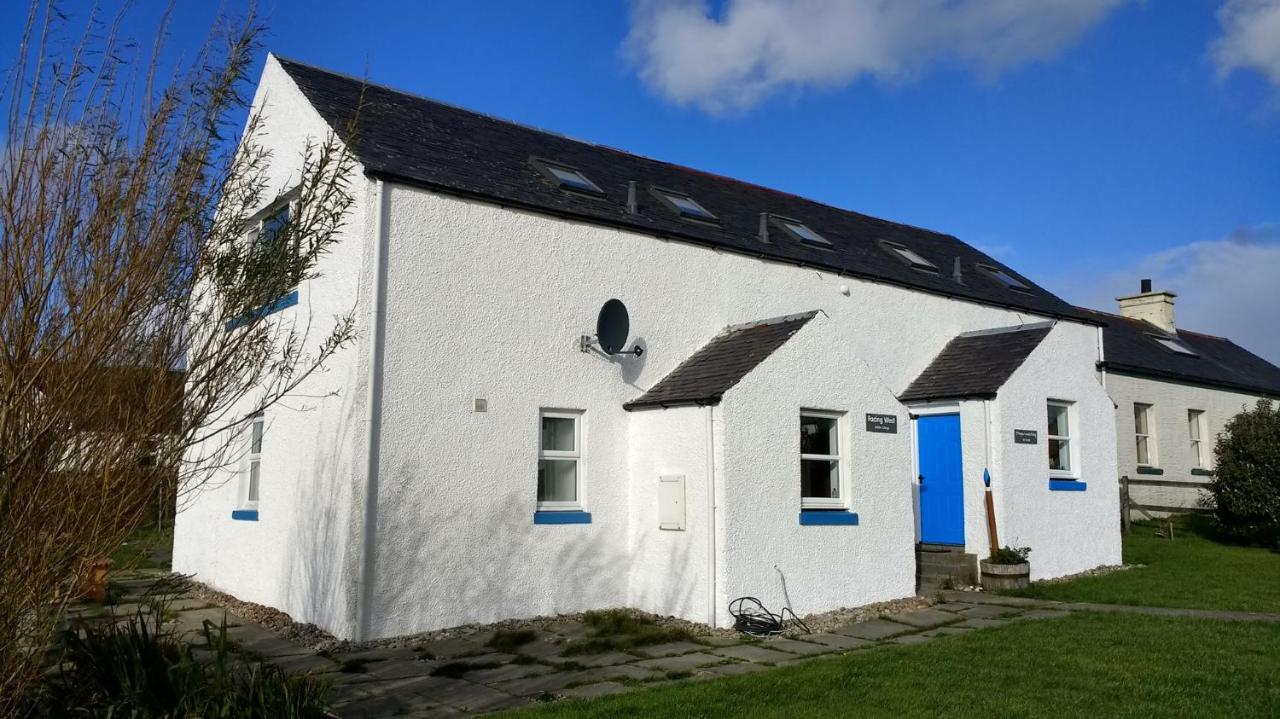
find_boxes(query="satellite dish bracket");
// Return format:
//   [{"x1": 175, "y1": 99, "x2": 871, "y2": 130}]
[{"x1": 580, "y1": 334, "x2": 644, "y2": 357}]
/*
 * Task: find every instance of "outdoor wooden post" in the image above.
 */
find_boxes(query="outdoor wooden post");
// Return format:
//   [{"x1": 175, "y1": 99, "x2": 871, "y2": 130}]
[
  {"x1": 983, "y1": 469, "x2": 999, "y2": 554},
  {"x1": 1120, "y1": 475, "x2": 1131, "y2": 535}
]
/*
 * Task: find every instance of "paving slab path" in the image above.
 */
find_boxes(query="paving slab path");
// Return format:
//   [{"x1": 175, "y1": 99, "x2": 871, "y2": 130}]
[{"x1": 71, "y1": 575, "x2": 1280, "y2": 717}]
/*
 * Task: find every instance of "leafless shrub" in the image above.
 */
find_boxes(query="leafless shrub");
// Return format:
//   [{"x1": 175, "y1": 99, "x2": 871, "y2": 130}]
[{"x1": 0, "y1": 3, "x2": 358, "y2": 710}]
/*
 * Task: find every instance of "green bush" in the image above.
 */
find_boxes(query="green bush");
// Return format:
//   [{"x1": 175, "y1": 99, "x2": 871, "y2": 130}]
[
  {"x1": 988, "y1": 546, "x2": 1031, "y2": 565},
  {"x1": 1207, "y1": 399, "x2": 1280, "y2": 548},
  {"x1": 34, "y1": 604, "x2": 330, "y2": 717}
]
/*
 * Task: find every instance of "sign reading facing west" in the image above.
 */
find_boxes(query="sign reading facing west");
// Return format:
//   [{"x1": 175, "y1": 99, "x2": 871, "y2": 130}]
[{"x1": 865, "y1": 414, "x2": 898, "y2": 434}]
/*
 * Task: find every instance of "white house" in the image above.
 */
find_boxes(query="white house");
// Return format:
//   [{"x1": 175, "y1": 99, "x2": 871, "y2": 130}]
[
  {"x1": 173, "y1": 56, "x2": 1122, "y2": 642},
  {"x1": 1077, "y1": 282, "x2": 1280, "y2": 517}
]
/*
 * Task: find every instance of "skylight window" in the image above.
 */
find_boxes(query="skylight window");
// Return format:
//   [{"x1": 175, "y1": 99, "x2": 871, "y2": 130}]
[
  {"x1": 651, "y1": 187, "x2": 717, "y2": 222},
  {"x1": 879, "y1": 240, "x2": 938, "y2": 273},
  {"x1": 770, "y1": 216, "x2": 830, "y2": 247},
  {"x1": 978, "y1": 264, "x2": 1031, "y2": 292},
  {"x1": 530, "y1": 157, "x2": 604, "y2": 196},
  {"x1": 1150, "y1": 334, "x2": 1198, "y2": 357}
]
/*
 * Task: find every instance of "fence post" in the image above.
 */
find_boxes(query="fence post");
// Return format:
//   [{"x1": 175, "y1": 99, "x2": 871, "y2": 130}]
[{"x1": 1120, "y1": 475, "x2": 1131, "y2": 535}]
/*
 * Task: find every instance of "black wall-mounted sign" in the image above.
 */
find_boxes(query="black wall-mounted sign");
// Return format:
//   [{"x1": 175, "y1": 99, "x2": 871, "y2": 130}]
[
  {"x1": 1014, "y1": 429, "x2": 1038, "y2": 444},
  {"x1": 865, "y1": 414, "x2": 898, "y2": 434}
]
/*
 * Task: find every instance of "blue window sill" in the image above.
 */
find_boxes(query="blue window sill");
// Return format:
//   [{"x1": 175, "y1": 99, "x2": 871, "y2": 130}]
[
  {"x1": 799, "y1": 510, "x2": 859, "y2": 526},
  {"x1": 534, "y1": 510, "x2": 592, "y2": 525},
  {"x1": 231, "y1": 509, "x2": 259, "y2": 521},
  {"x1": 225, "y1": 291, "x2": 299, "y2": 331},
  {"x1": 1049, "y1": 480, "x2": 1086, "y2": 492}
]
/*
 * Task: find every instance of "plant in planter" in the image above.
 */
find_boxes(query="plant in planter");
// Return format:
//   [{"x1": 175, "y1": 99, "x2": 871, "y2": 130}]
[{"x1": 980, "y1": 545, "x2": 1031, "y2": 591}]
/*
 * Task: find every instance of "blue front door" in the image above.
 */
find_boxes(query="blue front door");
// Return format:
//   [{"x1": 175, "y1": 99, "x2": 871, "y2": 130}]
[{"x1": 917, "y1": 413, "x2": 964, "y2": 545}]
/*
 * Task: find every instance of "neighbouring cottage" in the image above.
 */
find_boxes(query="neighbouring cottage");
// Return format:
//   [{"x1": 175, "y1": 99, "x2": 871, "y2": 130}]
[
  {"x1": 174, "y1": 55, "x2": 1123, "y2": 642},
  {"x1": 1076, "y1": 281, "x2": 1280, "y2": 518}
]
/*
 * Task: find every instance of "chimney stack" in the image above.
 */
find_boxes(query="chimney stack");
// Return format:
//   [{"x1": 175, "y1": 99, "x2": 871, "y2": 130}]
[{"x1": 1117, "y1": 278, "x2": 1176, "y2": 333}]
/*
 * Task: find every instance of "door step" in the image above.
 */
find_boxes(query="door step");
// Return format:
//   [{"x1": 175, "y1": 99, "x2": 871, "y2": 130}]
[{"x1": 915, "y1": 544, "x2": 977, "y2": 595}]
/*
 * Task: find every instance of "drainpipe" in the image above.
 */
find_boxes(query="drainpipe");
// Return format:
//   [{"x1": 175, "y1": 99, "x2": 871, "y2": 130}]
[
  {"x1": 705, "y1": 405, "x2": 718, "y2": 628},
  {"x1": 355, "y1": 179, "x2": 390, "y2": 642},
  {"x1": 1097, "y1": 325, "x2": 1107, "y2": 391}
]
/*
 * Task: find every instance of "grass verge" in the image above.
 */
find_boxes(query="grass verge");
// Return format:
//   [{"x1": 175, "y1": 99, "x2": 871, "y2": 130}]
[
  {"x1": 1013, "y1": 516, "x2": 1280, "y2": 612},
  {"x1": 506, "y1": 612, "x2": 1280, "y2": 717}
]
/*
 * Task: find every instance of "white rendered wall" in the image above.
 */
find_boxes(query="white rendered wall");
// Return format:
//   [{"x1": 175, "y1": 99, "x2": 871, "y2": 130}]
[
  {"x1": 172, "y1": 56, "x2": 371, "y2": 638},
  {"x1": 717, "y1": 315, "x2": 916, "y2": 621},
  {"x1": 365, "y1": 183, "x2": 1119, "y2": 635},
  {"x1": 994, "y1": 324, "x2": 1122, "y2": 579},
  {"x1": 1105, "y1": 371, "x2": 1270, "y2": 512}
]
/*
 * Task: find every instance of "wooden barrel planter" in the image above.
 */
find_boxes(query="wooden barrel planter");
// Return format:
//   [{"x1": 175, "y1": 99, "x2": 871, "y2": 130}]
[{"x1": 980, "y1": 560, "x2": 1030, "y2": 591}]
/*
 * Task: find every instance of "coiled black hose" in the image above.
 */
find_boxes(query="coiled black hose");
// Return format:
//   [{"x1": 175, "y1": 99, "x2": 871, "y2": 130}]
[{"x1": 728, "y1": 596, "x2": 811, "y2": 638}]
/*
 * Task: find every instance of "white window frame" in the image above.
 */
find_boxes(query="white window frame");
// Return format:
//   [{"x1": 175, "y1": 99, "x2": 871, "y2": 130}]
[
  {"x1": 1134, "y1": 402, "x2": 1157, "y2": 467},
  {"x1": 1047, "y1": 400, "x2": 1077, "y2": 479},
  {"x1": 537, "y1": 409, "x2": 583, "y2": 511},
  {"x1": 242, "y1": 413, "x2": 264, "y2": 509},
  {"x1": 1188, "y1": 409, "x2": 1207, "y2": 468},
  {"x1": 800, "y1": 410, "x2": 848, "y2": 510},
  {"x1": 243, "y1": 194, "x2": 300, "y2": 281}
]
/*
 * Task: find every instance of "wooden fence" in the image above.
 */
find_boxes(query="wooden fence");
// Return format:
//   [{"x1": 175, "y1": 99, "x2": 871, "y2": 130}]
[{"x1": 1119, "y1": 475, "x2": 1212, "y2": 534}]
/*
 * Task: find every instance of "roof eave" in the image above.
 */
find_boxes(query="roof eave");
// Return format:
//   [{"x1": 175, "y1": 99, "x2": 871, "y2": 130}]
[{"x1": 1099, "y1": 362, "x2": 1280, "y2": 398}]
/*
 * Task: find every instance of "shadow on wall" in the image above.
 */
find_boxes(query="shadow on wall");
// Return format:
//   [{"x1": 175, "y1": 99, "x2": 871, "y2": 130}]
[
  {"x1": 358, "y1": 456, "x2": 698, "y2": 638},
  {"x1": 277, "y1": 411, "x2": 360, "y2": 635}
]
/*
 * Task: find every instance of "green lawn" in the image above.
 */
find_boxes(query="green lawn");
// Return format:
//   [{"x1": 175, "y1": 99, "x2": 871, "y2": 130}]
[
  {"x1": 509, "y1": 613, "x2": 1280, "y2": 718},
  {"x1": 1014, "y1": 516, "x2": 1280, "y2": 613},
  {"x1": 110, "y1": 523, "x2": 173, "y2": 572}
]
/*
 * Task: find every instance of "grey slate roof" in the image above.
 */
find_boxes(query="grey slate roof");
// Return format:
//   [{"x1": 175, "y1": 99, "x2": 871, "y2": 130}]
[
  {"x1": 1074, "y1": 307, "x2": 1280, "y2": 397},
  {"x1": 275, "y1": 57, "x2": 1096, "y2": 323},
  {"x1": 624, "y1": 313, "x2": 817, "y2": 410},
  {"x1": 898, "y1": 324, "x2": 1053, "y2": 403}
]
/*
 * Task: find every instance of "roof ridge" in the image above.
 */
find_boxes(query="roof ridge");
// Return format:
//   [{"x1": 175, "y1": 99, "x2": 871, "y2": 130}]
[
  {"x1": 958, "y1": 321, "x2": 1054, "y2": 339},
  {"x1": 1073, "y1": 305, "x2": 1228, "y2": 340},
  {"x1": 272, "y1": 55, "x2": 961, "y2": 243}
]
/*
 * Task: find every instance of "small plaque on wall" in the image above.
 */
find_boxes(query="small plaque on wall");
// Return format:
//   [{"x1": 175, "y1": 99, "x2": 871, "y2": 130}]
[
  {"x1": 865, "y1": 414, "x2": 898, "y2": 433},
  {"x1": 1014, "y1": 429, "x2": 1038, "y2": 444}
]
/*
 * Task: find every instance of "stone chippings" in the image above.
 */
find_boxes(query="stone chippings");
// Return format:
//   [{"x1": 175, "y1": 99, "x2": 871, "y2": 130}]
[{"x1": 94, "y1": 572, "x2": 1165, "y2": 716}]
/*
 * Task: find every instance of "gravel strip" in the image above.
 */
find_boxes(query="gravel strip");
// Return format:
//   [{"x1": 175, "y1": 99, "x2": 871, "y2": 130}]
[{"x1": 169, "y1": 575, "x2": 938, "y2": 654}]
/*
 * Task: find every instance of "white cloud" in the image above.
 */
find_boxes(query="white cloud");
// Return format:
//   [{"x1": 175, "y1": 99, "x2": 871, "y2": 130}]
[
  {"x1": 1070, "y1": 223, "x2": 1280, "y2": 364},
  {"x1": 1213, "y1": 0, "x2": 1280, "y2": 86},
  {"x1": 624, "y1": 0, "x2": 1128, "y2": 112}
]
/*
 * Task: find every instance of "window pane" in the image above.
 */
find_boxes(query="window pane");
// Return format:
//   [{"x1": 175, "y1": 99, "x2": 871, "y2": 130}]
[
  {"x1": 549, "y1": 166, "x2": 597, "y2": 192},
  {"x1": 1049, "y1": 439, "x2": 1071, "y2": 472},
  {"x1": 1187, "y1": 411, "x2": 1201, "y2": 441},
  {"x1": 1136, "y1": 436, "x2": 1150, "y2": 465},
  {"x1": 248, "y1": 460, "x2": 260, "y2": 501},
  {"x1": 541, "y1": 416, "x2": 576, "y2": 452},
  {"x1": 260, "y1": 207, "x2": 290, "y2": 248},
  {"x1": 785, "y1": 222, "x2": 827, "y2": 244},
  {"x1": 801, "y1": 459, "x2": 840, "y2": 499},
  {"x1": 800, "y1": 415, "x2": 838, "y2": 456},
  {"x1": 538, "y1": 459, "x2": 577, "y2": 502},
  {"x1": 1134, "y1": 404, "x2": 1148, "y2": 435},
  {"x1": 251, "y1": 419, "x2": 263, "y2": 454},
  {"x1": 1190, "y1": 439, "x2": 1202, "y2": 467},
  {"x1": 1047, "y1": 403, "x2": 1070, "y2": 438}
]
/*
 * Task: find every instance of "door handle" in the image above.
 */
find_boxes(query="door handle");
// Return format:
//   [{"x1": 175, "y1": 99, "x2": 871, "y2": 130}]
[{"x1": 918, "y1": 474, "x2": 924, "y2": 484}]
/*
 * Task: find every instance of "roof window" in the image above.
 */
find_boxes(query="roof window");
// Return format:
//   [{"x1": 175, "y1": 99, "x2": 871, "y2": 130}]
[
  {"x1": 879, "y1": 240, "x2": 938, "y2": 273},
  {"x1": 770, "y1": 215, "x2": 830, "y2": 247},
  {"x1": 1150, "y1": 334, "x2": 1198, "y2": 357},
  {"x1": 650, "y1": 187, "x2": 717, "y2": 222},
  {"x1": 978, "y1": 263, "x2": 1031, "y2": 292},
  {"x1": 530, "y1": 157, "x2": 604, "y2": 196}
]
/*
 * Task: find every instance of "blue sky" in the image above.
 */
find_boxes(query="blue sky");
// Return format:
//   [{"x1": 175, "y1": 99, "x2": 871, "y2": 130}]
[{"x1": 5, "y1": 1, "x2": 1279, "y2": 359}]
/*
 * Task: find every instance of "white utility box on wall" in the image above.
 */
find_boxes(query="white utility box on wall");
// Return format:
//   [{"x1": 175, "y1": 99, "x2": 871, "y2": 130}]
[{"x1": 658, "y1": 475, "x2": 686, "y2": 531}]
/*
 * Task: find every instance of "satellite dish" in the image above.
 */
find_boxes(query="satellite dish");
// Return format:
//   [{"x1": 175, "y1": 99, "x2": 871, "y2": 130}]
[
  {"x1": 580, "y1": 299, "x2": 644, "y2": 357},
  {"x1": 597, "y1": 299, "x2": 630, "y2": 354}
]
